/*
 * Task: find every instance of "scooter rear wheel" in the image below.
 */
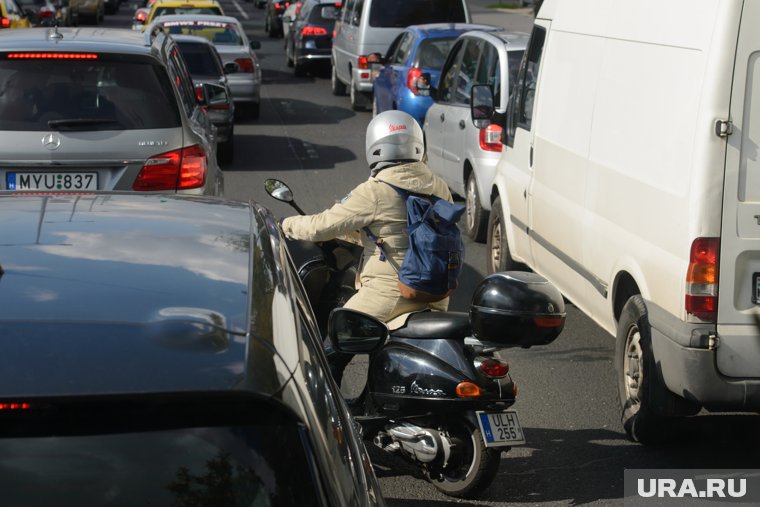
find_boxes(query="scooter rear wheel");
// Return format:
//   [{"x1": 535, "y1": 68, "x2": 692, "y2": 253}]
[{"x1": 429, "y1": 423, "x2": 501, "y2": 498}]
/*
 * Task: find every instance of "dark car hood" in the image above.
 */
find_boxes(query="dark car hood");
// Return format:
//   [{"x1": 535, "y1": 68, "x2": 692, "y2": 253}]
[{"x1": 0, "y1": 193, "x2": 276, "y2": 398}]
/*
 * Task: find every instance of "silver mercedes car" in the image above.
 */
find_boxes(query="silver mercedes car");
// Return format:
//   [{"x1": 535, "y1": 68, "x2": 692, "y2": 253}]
[{"x1": 0, "y1": 27, "x2": 224, "y2": 195}]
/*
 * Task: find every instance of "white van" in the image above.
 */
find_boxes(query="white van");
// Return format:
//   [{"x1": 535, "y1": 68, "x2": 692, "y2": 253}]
[
  {"x1": 472, "y1": 0, "x2": 760, "y2": 443},
  {"x1": 331, "y1": 0, "x2": 470, "y2": 111}
]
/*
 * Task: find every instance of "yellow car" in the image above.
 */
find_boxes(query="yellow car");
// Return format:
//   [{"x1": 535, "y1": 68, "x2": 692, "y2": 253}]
[
  {"x1": 0, "y1": 0, "x2": 32, "y2": 28},
  {"x1": 133, "y1": 0, "x2": 223, "y2": 30}
]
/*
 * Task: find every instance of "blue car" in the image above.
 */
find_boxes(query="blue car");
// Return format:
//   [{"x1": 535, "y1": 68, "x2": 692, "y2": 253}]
[{"x1": 372, "y1": 23, "x2": 504, "y2": 126}]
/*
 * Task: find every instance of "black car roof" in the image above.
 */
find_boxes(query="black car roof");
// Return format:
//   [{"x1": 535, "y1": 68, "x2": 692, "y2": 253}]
[{"x1": 0, "y1": 194, "x2": 297, "y2": 399}]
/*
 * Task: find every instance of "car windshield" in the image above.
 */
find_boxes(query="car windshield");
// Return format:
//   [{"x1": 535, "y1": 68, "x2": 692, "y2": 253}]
[
  {"x1": 416, "y1": 37, "x2": 456, "y2": 70},
  {"x1": 0, "y1": 56, "x2": 181, "y2": 132},
  {"x1": 0, "y1": 398, "x2": 322, "y2": 507},
  {"x1": 160, "y1": 20, "x2": 243, "y2": 45},
  {"x1": 369, "y1": 0, "x2": 466, "y2": 27},
  {"x1": 177, "y1": 41, "x2": 222, "y2": 77}
]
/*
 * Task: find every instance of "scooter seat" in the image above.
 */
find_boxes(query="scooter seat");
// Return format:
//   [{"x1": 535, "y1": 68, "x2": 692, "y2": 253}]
[{"x1": 390, "y1": 311, "x2": 470, "y2": 340}]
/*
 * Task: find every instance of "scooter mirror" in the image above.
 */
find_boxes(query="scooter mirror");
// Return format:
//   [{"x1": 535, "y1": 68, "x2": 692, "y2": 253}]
[
  {"x1": 265, "y1": 179, "x2": 294, "y2": 203},
  {"x1": 328, "y1": 308, "x2": 388, "y2": 354}
]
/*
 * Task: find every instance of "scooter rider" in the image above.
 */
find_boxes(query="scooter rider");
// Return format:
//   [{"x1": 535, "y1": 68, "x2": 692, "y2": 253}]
[{"x1": 280, "y1": 110, "x2": 454, "y2": 385}]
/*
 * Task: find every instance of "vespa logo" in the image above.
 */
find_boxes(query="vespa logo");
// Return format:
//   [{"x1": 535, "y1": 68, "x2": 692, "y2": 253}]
[
  {"x1": 42, "y1": 133, "x2": 61, "y2": 151},
  {"x1": 389, "y1": 124, "x2": 407, "y2": 132},
  {"x1": 410, "y1": 380, "x2": 444, "y2": 397}
]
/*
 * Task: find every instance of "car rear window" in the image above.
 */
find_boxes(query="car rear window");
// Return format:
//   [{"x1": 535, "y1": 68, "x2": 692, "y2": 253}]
[
  {"x1": 369, "y1": 0, "x2": 466, "y2": 27},
  {"x1": 310, "y1": 3, "x2": 339, "y2": 22},
  {"x1": 416, "y1": 37, "x2": 456, "y2": 70},
  {"x1": 0, "y1": 55, "x2": 181, "y2": 132},
  {"x1": 158, "y1": 20, "x2": 243, "y2": 45},
  {"x1": 177, "y1": 41, "x2": 223, "y2": 78},
  {"x1": 0, "y1": 398, "x2": 323, "y2": 506}
]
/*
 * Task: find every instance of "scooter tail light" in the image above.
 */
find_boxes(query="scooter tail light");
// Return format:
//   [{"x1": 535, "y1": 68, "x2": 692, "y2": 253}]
[
  {"x1": 477, "y1": 358, "x2": 509, "y2": 378},
  {"x1": 533, "y1": 316, "x2": 563, "y2": 328},
  {"x1": 456, "y1": 382, "x2": 481, "y2": 398}
]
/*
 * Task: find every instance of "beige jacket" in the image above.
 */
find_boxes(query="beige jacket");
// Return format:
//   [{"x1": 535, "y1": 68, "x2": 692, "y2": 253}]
[{"x1": 281, "y1": 161, "x2": 453, "y2": 324}]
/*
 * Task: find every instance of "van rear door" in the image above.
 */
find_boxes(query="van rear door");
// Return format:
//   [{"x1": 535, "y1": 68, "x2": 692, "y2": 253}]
[{"x1": 717, "y1": 0, "x2": 760, "y2": 378}]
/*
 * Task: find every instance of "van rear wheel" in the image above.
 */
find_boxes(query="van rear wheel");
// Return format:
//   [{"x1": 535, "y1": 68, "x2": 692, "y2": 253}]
[{"x1": 331, "y1": 64, "x2": 347, "y2": 96}]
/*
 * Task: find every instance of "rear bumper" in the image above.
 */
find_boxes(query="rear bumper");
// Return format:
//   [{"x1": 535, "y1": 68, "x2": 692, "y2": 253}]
[
  {"x1": 652, "y1": 323, "x2": 760, "y2": 411},
  {"x1": 351, "y1": 66, "x2": 373, "y2": 93}
]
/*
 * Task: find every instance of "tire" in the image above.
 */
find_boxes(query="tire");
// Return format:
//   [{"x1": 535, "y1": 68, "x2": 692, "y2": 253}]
[
  {"x1": 331, "y1": 64, "x2": 347, "y2": 96},
  {"x1": 465, "y1": 171, "x2": 489, "y2": 242},
  {"x1": 350, "y1": 75, "x2": 371, "y2": 111},
  {"x1": 293, "y1": 59, "x2": 307, "y2": 77},
  {"x1": 616, "y1": 295, "x2": 696, "y2": 444},
  {"x1": 428, "y1": 422, "x2": 501, "y2": 499},
  {"x1": 486, "y1": 196, "x2": 519, "y2": 273}
]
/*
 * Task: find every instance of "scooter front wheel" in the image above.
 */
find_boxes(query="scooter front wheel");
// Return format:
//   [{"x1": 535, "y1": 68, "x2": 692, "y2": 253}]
[{"x1": 428, "y1": 422, "x2": 501, "y2": 498}]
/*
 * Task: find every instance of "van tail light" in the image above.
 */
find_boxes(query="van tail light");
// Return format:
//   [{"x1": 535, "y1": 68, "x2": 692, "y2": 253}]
[
  {"x1": 301, "y1": 25, "x2": 327, "y2": 37},
  {"x1": 406, "y1": 67, "x2": 422, "y2": 95},
  {"x1": 479, "y1": 124, "x2": 503, "y2": 152},
  {"x1": 235, "y1": 57, "x2": 254, "y2": 73},
  {"x1": 685, "y1": 237, "x2": 719, "y2": 321},
  {"x1": 357, "y1": 55, "x2": 368, "y2": 70},
  {"x1": 133, "y1": 145, "x2": 207, "y2": 191},
  {"x1": 477, "y1": 357, "x2": 509, "y2": 378}
]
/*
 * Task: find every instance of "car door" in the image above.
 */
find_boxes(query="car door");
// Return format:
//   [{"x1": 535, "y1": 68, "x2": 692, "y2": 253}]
[
  {"x1": 373, "y1": 32, "x2": 402, "y2": 112},
  {"x1": 439, "y1": 38, "x2": 483, "y2": 193},
  {"x1": 424, "y1": 38, "x2": 464, "y2": 179},
  {"x1": 381, "y1": 32, "x2": 413, "y2": 113}
]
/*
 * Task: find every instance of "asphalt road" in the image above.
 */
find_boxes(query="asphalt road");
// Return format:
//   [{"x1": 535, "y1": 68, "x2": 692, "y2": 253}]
[{"x1": 105, "y1": 3, "x2": 760, "y2": 505}]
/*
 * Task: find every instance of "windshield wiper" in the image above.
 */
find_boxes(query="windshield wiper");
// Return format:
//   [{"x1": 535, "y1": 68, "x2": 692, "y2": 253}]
[{"x1": 47, "y1": 118, "x2": 119, "y2": 131}]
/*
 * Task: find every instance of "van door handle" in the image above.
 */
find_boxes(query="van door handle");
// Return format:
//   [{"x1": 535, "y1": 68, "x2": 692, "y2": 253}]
[
  {"x1": 459, "y1": 119, "x2": 466, "y2": 129},
  {"x1": 440, "y1": 113, "x2": 445, "y2": 122}
]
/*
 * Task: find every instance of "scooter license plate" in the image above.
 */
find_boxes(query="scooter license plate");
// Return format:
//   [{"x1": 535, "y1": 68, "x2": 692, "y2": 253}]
[{"x1": 476, "y1": 410, "x2": 526, "y2": 447}]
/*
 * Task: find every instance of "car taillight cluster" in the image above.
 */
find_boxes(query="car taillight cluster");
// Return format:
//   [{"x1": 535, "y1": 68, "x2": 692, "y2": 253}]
[
  {"x1": 39, "y1": 6, "x2": 54, "y2": 18},
  {"x1": 274, "y1": 1, "x2": 289, "y2": 10},
  {"x1": 685, "y1": 237, "x2": 719, "y2": 321},
  {"x1": 301, "y1": 25, "x2": 327, "y2": 37},
  {"x1": 479, "y1": 123, "x2": 503, "y2": 152},
  {"x1": 235, "y1": 57, "x2": 254, "y2": 73},
  {"x1": 135, "y1": 9, "x2": 147, "y2": 21},
  {"x1": 0, "y1": 17, "x2": 10, "y2": 28},
  {"x1": 0, "y1": 402, "x2": 31, "y2": 411},
  {"x1": 133, "y1": 145, "x2": 207, "y2": 191},
  {"x1": 406, "y1": 67, "x2": 422, "y2": 95}
]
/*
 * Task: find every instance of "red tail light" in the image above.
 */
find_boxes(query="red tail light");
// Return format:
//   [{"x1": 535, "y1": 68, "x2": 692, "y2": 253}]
[
  {"x1": 406, "y1": 67, "x2": 422, "y2": 95},
  {"x1": 135, "y1": 10, "x2": 147, "y2": 21},
  {"x1": 357, "y1": 55, "x2": 368, "y2": 70},
  {"x1": 301, "y1": 25, "x2": 327, "y2": 37},
  {"x1": 0, "y1": 17, "x2": 11, "y2": 28},
  {"x1": 477, "y1": 358, "x2": 509, "y2": 378},
  {"x1": 39, "y1": 7, "x2": 54, "y2": 17},
  {"x1": 7, "y1": 52, "x2": 98, "y2": 59},
  {"x1": 274, "y1": 1, "x2": 288, "y2": 10},
  {"x1": 0, "y1": 402, "x2": 31, "y2": 410},
  {"x1": 479, "y1": 123, "x2": 503, "y2": 152},
  {"x1": 294, "y1": 0, "x2": 302, "y2": 15},
  {"x1": 685, "y1": 237, "x2": 719, "y2": 321},
  {"x1": 133, "y1": 145, "x2": 207, "y2": 191},
  {"x1": 235, "y1": 57, "x2": 254, "y2": 73},
  {"x1": 195, "y1": 86, "x2": 204, "y2": 103}
]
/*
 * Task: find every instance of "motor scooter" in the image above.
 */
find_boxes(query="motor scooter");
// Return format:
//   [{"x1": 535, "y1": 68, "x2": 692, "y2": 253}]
[{"x1": 266, "y1": 178, "x2": 566, "y2": 498}]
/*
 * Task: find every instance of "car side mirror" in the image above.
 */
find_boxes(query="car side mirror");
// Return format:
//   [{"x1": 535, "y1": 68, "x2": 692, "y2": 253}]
[
  {"x1": 264, "y1": 178, "x2": 294, "y2": 203},
  {"x1": 366, "y1": 52, "x2": 383, "y2": 64},
  {"x1": 224, "y1": 61, "x2": 239, "y2": 74},
  {"x1": 249, "y1": 39, "x2": 261, "y2": 50},
  {"x1": 471, "y1": 84, "x2": 494, "y2": 129},
  {"x1": 328, "y1": 308, "x2": 388, "y2": 354},
  {"x1": 195, "y1": 83, "x2": 230, "y2": 109}
]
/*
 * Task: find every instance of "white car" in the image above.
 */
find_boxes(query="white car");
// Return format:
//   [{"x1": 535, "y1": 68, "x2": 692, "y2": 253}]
[
  {"x1": 423, "y1": 30, "x2": 527, "y2": 242},
  {"x1": 150, "y1": 14, "x2": 263, "y2": 119}
]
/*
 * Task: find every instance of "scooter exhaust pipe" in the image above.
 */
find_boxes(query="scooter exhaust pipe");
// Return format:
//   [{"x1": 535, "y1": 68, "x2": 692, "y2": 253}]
[{"x1": 387, "y1": 423, "x2": 451, "y2": 464}]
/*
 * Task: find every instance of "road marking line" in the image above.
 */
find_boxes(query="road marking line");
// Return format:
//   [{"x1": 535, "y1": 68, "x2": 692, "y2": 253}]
[{"x1": 231, "y1": 0, "x2": 249, "y2": 19}]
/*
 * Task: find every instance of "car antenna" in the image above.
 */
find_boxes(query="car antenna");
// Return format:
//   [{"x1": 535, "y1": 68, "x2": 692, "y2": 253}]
[{"x1": 49, "y1": 23, "x2": 63, "y2": 39}]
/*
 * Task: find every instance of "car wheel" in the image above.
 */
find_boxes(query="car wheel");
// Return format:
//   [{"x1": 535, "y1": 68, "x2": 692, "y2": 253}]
[
  {"x1": 465, "y1": 171, "x2": 489, "y2": 242},
  {"x1": 486, "y1": 196, "x2": 520, "y2": 273},
  {"x1": 350, "y1": 75, "x2": 370, "y2": 111},
  {"x1": 616, "y1": 296, "x2": 697, "y2": 444},
  {"x1": 331, "y1": 64, "x2": 347, "y2": 96}
]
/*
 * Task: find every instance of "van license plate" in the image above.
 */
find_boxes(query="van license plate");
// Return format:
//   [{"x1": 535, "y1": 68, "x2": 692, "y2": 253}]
[
  {"x1": 7, "y1": 172, "x2": 98, "y2": 191},
  {"x1": 753, "y1": 272, "x2": 760, "y2": 304},
  {"x1": 476, "y1": 410, "x2": 526, "y2": 447}
]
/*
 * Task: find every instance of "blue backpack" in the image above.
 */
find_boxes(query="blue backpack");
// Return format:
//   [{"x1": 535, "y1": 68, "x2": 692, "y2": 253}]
[{"x1": 366, "y1": 182, "x2": 465, "y2": 303}]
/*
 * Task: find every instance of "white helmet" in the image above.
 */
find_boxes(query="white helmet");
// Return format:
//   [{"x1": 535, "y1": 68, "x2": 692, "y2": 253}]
[{"x1": 365, "y1": 110, "x2": 424, "y2": 169}]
